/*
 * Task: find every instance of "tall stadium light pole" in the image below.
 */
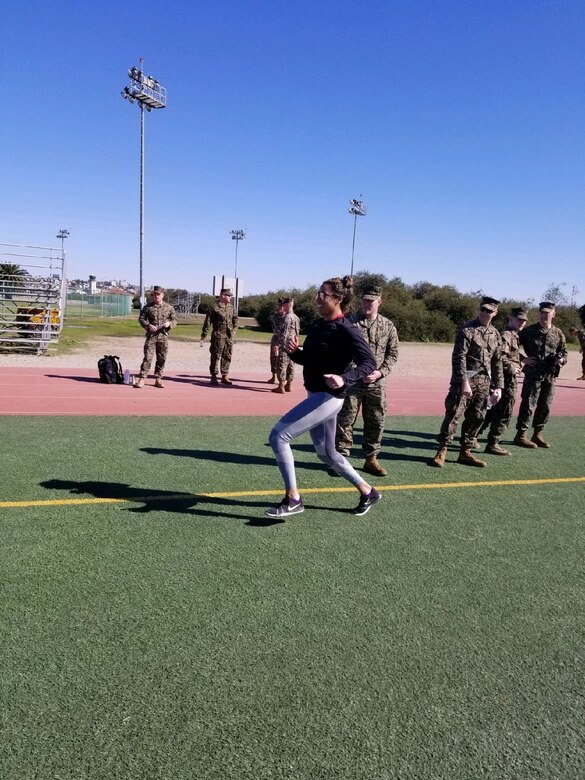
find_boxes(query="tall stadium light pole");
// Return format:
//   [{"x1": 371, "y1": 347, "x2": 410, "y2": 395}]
[
  {"x1": 230, "y1": 229, "x2": 246, "y2": 279},
  {"x1": 348, "y1": 198, "x2": 367, "y2": 276},
  {"x1": 56, "y1": 228, "x2": 70, "y2": 256},
  {"x1": 121, "y1": 59, "x2": 167, "y2": 308}
]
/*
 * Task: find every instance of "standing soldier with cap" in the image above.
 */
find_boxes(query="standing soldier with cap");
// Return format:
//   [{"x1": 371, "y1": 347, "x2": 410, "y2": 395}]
[
  {"x1": 335, "y1": 285, "x2": 399, "y2": 476},
  {"x1": 135, "y1": 285, "x2": 177, "y2": 389},
  {"x1": 200, "y1": 288, "x2": 239, "y2": 385},
  {"x1": 272, "y1": 297, "x2": 301, "y2": 394},
  {"x1": 430, "y1": 296, "x2": 503, "y2": 468},
  {"x1": 568, "y1": 325, "x2": 585, "y2": 380},
  {"x1": 514, "y1": 301, "x2": 567, "y2": 448},
  {"x1": 268, "y1": 299, "x2": 285, "y2": 383},
  {"x1": 483, "y1": 306, "x2": 529, "y2": 455}
]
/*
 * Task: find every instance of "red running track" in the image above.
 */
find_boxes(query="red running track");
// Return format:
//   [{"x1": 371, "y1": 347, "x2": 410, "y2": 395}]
[{"x1": 1, "y1": 368, "x2": 585, "y2": 416}]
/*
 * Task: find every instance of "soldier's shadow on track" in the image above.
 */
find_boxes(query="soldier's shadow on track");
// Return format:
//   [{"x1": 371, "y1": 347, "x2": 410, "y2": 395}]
[
  {"x1": 172, "y1": 374, "x2": 277, "y2": 392},
  {"x1": 46, "y1": 374, "x2": 102, "y2": 383},
  {"x1": 141, "y1": 447, "x2": 324, "y2": 471},
  {"x1": 39, "y1": 478, "x2": 297, "y2": 526}
]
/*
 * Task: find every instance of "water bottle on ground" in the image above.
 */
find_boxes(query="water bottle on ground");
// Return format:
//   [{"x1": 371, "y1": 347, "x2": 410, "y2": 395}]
[{"x1": 123, "y1": 369, "x2": 131, "y2": 385}]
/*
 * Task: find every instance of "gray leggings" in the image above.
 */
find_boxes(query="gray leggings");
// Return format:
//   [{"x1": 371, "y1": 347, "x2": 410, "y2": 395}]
[{"x1": 269, "y1": 391, "x2": 365, "y2": 493}]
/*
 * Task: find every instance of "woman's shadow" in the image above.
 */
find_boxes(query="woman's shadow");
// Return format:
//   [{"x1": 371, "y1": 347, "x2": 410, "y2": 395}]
[{"x1": 39, "y1": 478, "x2": 285, "y2": 526}]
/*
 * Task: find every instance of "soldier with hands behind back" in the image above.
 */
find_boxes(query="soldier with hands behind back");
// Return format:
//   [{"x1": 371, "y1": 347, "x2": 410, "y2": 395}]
[
  {"x1": 514, "y1": 302, "x2": 567, "y2": 449},
  {"x1": 483, "y1": 306, "x2": 528, "y2": 455},
  {"x1": 200, "y1": 288, "x2": 239, "y2": 385},
  {"x1": 430, "y1": 296, "x2": 503, "y2": 468},
  {"x1": 336, "y1": 285, "x2": 399, "y2": 477},
  {"x1": 271, "y1": 297, "x2": 301, "y2": 394}
]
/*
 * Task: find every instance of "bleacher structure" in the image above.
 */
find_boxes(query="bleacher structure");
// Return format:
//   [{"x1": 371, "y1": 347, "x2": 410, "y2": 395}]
[{"x1": 0, "y1": 243, "x2": 66, "y2": 354}]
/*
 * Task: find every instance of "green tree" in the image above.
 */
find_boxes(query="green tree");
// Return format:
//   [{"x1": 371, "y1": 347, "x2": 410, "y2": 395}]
[
  {"x1": 0, "y1": 263, "x2": 27, "y2": 278},
  {"x1": 541, "y1": 283, "x2": 569, "y2": 306}
]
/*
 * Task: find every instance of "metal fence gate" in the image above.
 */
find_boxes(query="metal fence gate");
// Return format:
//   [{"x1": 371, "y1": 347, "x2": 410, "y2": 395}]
[{"x1": 0, "y1": 243, "x2": 65, "y2": 353}]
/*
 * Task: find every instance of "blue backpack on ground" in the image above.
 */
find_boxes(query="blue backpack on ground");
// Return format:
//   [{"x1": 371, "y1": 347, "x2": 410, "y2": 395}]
[{"x1": 98, "y1": 355, "x2": 124, "y2": 384}]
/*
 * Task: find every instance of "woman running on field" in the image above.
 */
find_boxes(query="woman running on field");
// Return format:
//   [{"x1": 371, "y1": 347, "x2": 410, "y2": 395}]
[{"x1": 266, "y1": 275, "x2": 382, "y2": 518}]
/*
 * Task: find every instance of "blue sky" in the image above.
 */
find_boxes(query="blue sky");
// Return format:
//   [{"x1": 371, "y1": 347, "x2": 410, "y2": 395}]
[{"x1": 2, "y1": 0, "x2": 584, "y2": 304}]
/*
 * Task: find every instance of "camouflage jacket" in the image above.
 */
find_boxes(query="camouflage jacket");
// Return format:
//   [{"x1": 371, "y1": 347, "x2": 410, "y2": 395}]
[
  {"x1": 350, "y1": 313, "x2": 399, "y2": 383},
  {"x1": 500, "y1": 327, "x2": 524, "y2": 376},
  {"x1": 452, "y1": 319, "x2": 503, "y2": 388},
  {"x1": 519, "y1": 323, "x2": 567, "y2": 378},
  {"x1": 139, "y1": 301, "x2": 177, "y2": 336},
  {"x1": 575, "y1": 328, "x2": 585, "y2": 351},
  {"x1": 273, "y1": 312, "x2": 300, "y2": 348},
  {"x1": 201, "y1": 301, "x2": 238, "y2": 339}
]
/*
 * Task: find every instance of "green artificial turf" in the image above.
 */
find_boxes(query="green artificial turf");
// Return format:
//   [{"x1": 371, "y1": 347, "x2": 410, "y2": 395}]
[{"x1": 1, "y1": 417, "x2": 584, "y2": 779}]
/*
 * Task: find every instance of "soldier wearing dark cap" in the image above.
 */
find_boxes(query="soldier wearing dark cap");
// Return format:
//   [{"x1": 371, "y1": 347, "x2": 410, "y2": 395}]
[
  {"x1": 271, "y1": 297, "x2": 301, "y2": 394},
  {"x1": 135, "y1": 286, "x2": 177, "y2": 389},
  {"x1": 483, "y1": 307, "x2": 528, "y2": 455},
  {"x1": 568, "y1": 326, "x2": 585, "y2": 380},
  {"x1": 335, "y1": 285, "x2": 399, "y2": 476},
  {"x1": 514, "y1": 301, "x2": 567, "y2": 448},
  {"x1": 200, "y1": 288, "x2": 239, "y2": 385},
  {"x1": 431, "y1": 296, "x2": 503, "y2": 468},
  {"x1": 268, "y1": 299, "x2": 286, "y2": 383}
]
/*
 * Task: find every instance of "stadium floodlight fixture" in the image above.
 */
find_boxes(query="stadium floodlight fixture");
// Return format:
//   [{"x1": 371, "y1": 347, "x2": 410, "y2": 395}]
[
  {"x1": 348, "y1": 197, "x2": 367, "y2": 275},
  {"x1": 56, "y1": 228, "x2": 70, "y2": 252},
  {"x1": 121, "y1": 58, "x2": 167, "y2": 308},
  {"x1": 230, "y1": 229, "x2": 246, "y2": 279}
]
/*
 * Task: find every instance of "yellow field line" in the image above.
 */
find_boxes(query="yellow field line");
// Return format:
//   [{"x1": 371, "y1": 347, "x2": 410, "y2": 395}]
[{"x1": 0, "y1": 476, "x2": 583, "y2": 509}]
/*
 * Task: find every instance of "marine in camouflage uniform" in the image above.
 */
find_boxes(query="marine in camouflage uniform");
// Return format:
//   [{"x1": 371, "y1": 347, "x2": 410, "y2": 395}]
[
  {"x1": 569, "y1": 326, "x2": 585, "y2": 379},
  {"x1": 431, "y1": 296, "x2": 503, "y2": 468},
  {"x1": 484, "y1": 307, "x2": 528, "y2": 455},
  {"x1": 137, "y1": 286, "x2": 177, "y2": 388},
  {"x1": 272, "y1": 297, "x2": 301, "y2": 393},
  {"x1": 268, "y1": 303, "x2": 285, "y2": 383},
  {"x1": 200, "y1": 288, "x2": 239, "y2": 385},
  {"x1": 514, "y1": 301, "x2": 567, "y2": 448},
  {"x1": 336, "y1": 286, "x2": 399, "y2": 477}
]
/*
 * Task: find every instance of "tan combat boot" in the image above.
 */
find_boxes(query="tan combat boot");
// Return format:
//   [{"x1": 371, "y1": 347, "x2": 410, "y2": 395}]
[
  {"x1": 513, "y1": 432, "x2": 537, "y2": 449},
  {"x1": 284, "y1": 381, "x2": 292, "y2": 392},
  {"x1": 430, "y1": 447, "x2": 448, "y2": 468},
  {"x1": 210, "y1": 375, "x2": 219, "y2": 385},
  {"x1": 457, "y1": 449, "x2": 486, "y2": 467},
  {"x1": 134, "y1": 376, "x2": 145, "y2": 389},
  {"x1": 267, "y1": 373, "x2": 276, "y2": 384},
  {"x1": 471, "y1": 438, "x2": 481, "y2": 451},
  {"x1": 271, "y1": 382, "x2": 286, "y2": 394},
  {"x1": 363, "y1": 456, "x2": 387, "y2": 477},
  {"x1": 154, "y1": 378, "x2": 164, "y2": 389},
  {"x1": 531, "y1": 431, "x2": 550, "y2": 448},
  {"x1": 485, "y1": 442, "x2": 510, "y2": 456},
  {"x1": 578, "y1": 375, "x2": 585, "y2": 381},
  {"x1": 221, "y1": 375, "x2": 233, "y2": 386}
]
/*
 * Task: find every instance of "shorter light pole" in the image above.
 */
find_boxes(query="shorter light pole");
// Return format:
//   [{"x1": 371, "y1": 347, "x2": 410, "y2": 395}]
[
  {"x1": 348, "y1": 198, "x2": 367, "y2": 276},
  {"x1": 57, "y1": 228, "x2": 70, "y2": 256},
  {"x1": 230, "y1": 229, "x2": 246, "y2": 279},
  {"x1": 56, "y1": 229, "x2": 70, "y2": 317}
]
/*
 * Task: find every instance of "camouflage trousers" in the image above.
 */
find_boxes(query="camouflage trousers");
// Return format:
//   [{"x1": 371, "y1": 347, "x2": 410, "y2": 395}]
[
  {"x1": 209, "y1": 335, "x2": 233, "y2": 377},
  {"x1": 140, "y1": 334, "x2": 169, "y2": 379},
  {"x1": 516, "y1": 374, "x2": 556, "y2": 433},
  {"x1": 336, "y1": 382, "x2": 386, "y2": 457},
  {"x1": 437, "y1": 373, "x2": 490, "y2": 449},
  {"x1": 276, "y1": 350, "x2": 295, "y2": 384},
  {"x1": 270, "y1": 336, "x2": 278, "y2": 374},
  {"x1": 487, "y1": 373, "x2": 518, "y2": 444}
]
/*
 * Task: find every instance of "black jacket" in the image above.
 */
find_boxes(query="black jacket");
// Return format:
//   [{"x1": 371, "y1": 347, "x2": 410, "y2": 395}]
[{"x1": 289, "y1": 316, "x2": 376, "y2": 397}]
